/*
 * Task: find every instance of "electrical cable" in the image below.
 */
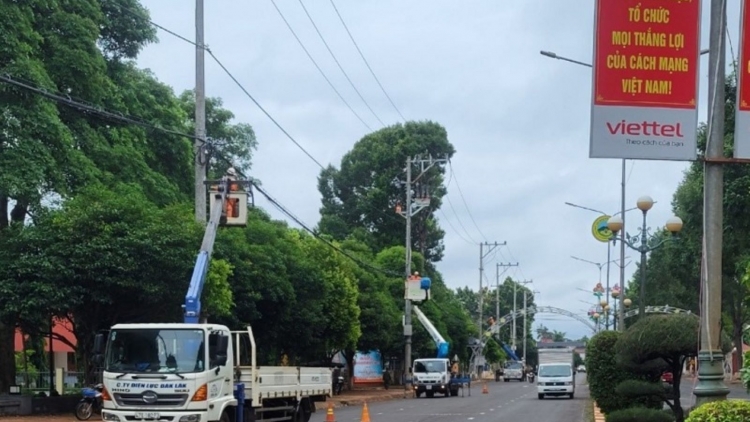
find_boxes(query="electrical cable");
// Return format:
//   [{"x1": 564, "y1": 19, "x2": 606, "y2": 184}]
[
  {"x1": 296, "y1": 0, "x2": 386, "y2": 127},
  {"x1": 0, "y1": 73, "x2": 202, "y2": 142},
  {"x1": 448, "y1": 160, "x2": 488, "y2": 242},
  {"x1": 269, "y1": 0, "x2": 374, "y2": 131},
  {"x1": 328, "y1": 0, "x2": 406, "y2": 121}
]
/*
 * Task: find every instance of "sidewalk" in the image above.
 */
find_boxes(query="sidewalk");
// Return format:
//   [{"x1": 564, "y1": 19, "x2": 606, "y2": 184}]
[{"x1": 327, "y1": 387, "x2": 408, "y2": 408}]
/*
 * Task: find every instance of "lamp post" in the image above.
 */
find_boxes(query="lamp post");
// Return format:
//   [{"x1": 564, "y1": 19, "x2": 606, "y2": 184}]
[
  {"x1": 611, "y1": 285, "x2": 621, "y2": 330},
  {"x1": 572, "y1": 255, "x2": 628, "y2": 329},
  {"x1": 606, "y1": 196, "x2": 683, "y2": 319}
]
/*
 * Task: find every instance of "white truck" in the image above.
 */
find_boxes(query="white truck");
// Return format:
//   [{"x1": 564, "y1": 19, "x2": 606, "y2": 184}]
[
  {"x1": 536, "y1": 346, "x2": 575, "y2": 400},
  {"x1": 411, "y1": 358, "x2": 460, "y2": 398},
  {"x1": 91, "y1": 171, "x2": 332, "y2": 422}
]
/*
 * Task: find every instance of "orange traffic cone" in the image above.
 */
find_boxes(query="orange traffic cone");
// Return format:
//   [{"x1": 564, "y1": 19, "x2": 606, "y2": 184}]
[
  {"x1": 360, "y1": 401, "x2": 371, "y2": 422},
  {"x1": 482, "y1": 382, "x2": 489, "y2": 394},
  {"x1": 325, "y1": 401, "x2": 336, "y2": 422}
]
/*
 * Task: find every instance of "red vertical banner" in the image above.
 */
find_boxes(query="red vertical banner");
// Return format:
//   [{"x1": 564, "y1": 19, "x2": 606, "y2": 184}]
[
  {"x1": 735, "y1": 1, "x2": 750, "y2": 158},
  {"x1": 590, "y1": 0, "x2": 702, "y2": 161}
]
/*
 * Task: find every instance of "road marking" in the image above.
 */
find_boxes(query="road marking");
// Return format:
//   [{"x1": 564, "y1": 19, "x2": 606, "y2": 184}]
[
  {"x1": 480, "y1": 412, "x2": 485, "y2": 415},
  {"x1": 467, "y1": 418, "x2": 474, "y2": 420}
]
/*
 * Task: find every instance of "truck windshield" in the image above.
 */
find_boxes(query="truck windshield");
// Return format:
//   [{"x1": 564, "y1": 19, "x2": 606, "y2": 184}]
[
  {"x1": 505, "y1": 362, "x2": 523, "y2": 369},
  {"x1": 414, "y1": 360, "x2": 445, "y2": 373},
  {"x1": 105, "y1": 329, "x2": 206, "y2": 374},
  {"x1": 539, "y1": 365, "x2": 572, "y2": 377}
]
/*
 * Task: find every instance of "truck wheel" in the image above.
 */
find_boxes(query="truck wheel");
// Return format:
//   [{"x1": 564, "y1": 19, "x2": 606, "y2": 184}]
[
  {"x1": 219, "y1": 411, "x2": 231, "y2": 422},
  {"x1": 503, "y1": 378, "x2": 508, "y2": 382},
  {"x1": 450, "y1": 390, "x2": 458, "y2": 397},
  {"x1": 569, "y1": 392, "x2": 575, "y2": 399},
  {"x1": 538, "y1": 394, "x2": 544, "y2": 400}
]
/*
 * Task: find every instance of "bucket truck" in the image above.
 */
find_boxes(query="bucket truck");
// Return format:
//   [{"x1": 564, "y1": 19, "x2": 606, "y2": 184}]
[
  {"x1": 410, "y1": 306, "x2": 461, "y2": 398},
  {"x1": 91, "y1": 169, "x2": 331, "y2": 422}
]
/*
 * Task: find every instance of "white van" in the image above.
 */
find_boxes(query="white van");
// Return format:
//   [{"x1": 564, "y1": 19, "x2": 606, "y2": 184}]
[{"x1": 537, "y1": 363, "x2": 575, "y2": 399}]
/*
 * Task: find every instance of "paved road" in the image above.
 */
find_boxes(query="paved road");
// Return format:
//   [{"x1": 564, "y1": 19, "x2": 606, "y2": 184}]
[{"x1": 311, "y1": 375, "x2": 589, "y2": 422}]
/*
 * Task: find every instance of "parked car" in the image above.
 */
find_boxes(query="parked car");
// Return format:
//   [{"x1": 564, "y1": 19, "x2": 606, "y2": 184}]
[{"x1": 576, "y1": 365, "x2": 586, "y2": 373}]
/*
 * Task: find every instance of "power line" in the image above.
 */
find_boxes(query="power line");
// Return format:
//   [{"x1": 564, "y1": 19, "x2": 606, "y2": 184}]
[
  {"x1": 206, "y1": 149, "x2": 403, "y2": 278},
  {"x1": 118, "y1": 5, "x2": 326, "y2": 170},
  {"x1": 448, "y1": 160, "x2": 487, "y2": 242},
  {"x1": 0, "y1": 74, "x2": 201, "y2": 142},
  {"x1": 442, "y1": 168, "x2": 478, "y2": 243},
  {"x1": 328, "y1": 0, "x2": 406, "y2": 121},
  {"x1": 296, "y1": 0, "x2": 386, "y2": 127},
  {"x1": 269, "y1": 0, "x2": 373, "y2": 131}
]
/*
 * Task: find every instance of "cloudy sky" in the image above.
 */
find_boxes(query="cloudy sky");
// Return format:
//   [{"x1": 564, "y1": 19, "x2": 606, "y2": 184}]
[{"x1": 136, "y1": 0, "x2": 739, "y2": 342}]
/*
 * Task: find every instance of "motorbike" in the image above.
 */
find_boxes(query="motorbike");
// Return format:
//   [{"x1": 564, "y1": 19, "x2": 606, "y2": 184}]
[
  {"x1": 494, "y1": 369, "x2": 502, "y2": 382},
  {"x1": 333, "y1": 376, "x2": 345, "y2": 395},
  {"x1": 527, "y1": 372, "x2": 535, "y2": 383},
  {"x1": 75, "y1": 384, "x2": 104, "y2": 420}
]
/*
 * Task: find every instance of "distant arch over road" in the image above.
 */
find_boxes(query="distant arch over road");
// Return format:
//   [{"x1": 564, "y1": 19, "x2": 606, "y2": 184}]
[
  {"x1": 486, "y1": 306, "x2": 597, "y2": 334},
  {"x1": 623, "y1": 305, "x2": 697, "y2": 319}
]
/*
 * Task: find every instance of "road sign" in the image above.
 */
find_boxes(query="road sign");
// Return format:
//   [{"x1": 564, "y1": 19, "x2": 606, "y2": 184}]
[{"x1": 592, "y1": 215, "x2": 613, "y2": 242}]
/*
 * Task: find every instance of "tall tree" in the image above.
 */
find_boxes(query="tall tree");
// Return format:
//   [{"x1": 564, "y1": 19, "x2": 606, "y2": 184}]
[
  {"x1": 633, "y1": 74, "x2": 750, "y2": 365},
  {"x1": 317, "y1": 121, "x2": 455, "y2": 263}
]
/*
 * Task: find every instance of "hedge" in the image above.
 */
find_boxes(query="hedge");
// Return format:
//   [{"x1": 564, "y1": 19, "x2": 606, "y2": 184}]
[
  {"x1": 606, "y1": 407, "x2": 675, "y2": 422},
  {"x1": 586, "y1": 330, "x2": 661, "y2": 414},
  {"x1": 685, "y1": 400, "x2": 750, "y2": 422}
]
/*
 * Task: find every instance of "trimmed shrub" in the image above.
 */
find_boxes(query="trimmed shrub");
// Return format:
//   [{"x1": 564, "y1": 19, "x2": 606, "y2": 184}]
[
  {"x1": 587, "y1": 331, "x2": 661, "y2": 414},
  {"x1": 685, "y1": 400, "x2": 750, "y2": 422},
  {"x1": 606, "y1": 407, "x2": 675, "y2": 422}
]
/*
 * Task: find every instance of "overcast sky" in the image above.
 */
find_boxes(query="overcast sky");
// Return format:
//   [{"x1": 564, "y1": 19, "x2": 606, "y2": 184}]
[{"x1": 137, "y1": 0, "x2": 739, "y2": 342}]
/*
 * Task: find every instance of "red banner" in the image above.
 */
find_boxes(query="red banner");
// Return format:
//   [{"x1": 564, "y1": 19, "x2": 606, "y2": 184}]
[
  {"x1": 593, "y1": 0, "x2": 701, "y2": 109},
  {"x1": 740, "y1": 2, "x2": 750, "y2": 112}
]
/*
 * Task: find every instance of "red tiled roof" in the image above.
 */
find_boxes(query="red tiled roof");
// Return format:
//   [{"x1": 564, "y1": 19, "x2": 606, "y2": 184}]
[{"x1": 14, "y1": 317, "x2": 76, "y2": 353}]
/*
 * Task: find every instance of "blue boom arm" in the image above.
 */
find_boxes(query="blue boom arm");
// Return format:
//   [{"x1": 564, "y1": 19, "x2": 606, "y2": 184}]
[
  {"x1": 413, "y1": 305, "x2": 450, "y2": 358},
  {"x1": 183, "y1": 176, "x2": 231, "y2": 324}
]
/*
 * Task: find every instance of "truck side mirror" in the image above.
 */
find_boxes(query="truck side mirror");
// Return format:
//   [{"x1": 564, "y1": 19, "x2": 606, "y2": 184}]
[
  {"x1": 93, "y1": 334, "x2": 105, "y2": 355},
  {"x1": 210, "y1": 334, "x2": 229, "y2": 366}
]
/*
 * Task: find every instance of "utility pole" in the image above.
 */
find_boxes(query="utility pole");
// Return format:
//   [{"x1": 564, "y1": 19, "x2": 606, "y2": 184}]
[
  {"x1": 618, "y1": 159, "x2": 627, "y2": 331},
  {"x1": 479, "y1": 243, "x2": 505, "y2": 335},
  {"x1": 495, "y1": 262, "x2": 519, "y2": 330},
  {"x1": 513, "y1": 280, "x2": 532, "y2": 354},
  {"x1": 398, "y1": 154, "x2": 448, "y2": 388},
  {"x1": 523, "y1": 289, "x2": 539, "y2": 365},
  {"x1": 194, "y1": 0, "x2": 207, "y2": 223},
  {"x1": 694, "y1": 0, "x2": 729, "y2": 405}
]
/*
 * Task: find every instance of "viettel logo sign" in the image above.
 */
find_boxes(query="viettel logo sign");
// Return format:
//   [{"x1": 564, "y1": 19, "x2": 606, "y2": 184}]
[{"x1": 606, "y1": 120, "x2": 684, "y2": 137}]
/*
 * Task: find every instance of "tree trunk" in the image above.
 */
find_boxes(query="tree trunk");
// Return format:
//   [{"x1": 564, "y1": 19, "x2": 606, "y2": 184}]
[
  {"x1": 344, "y1": 350, "x2": 355, "y2": 391},
  {"x1": 0, "y1": 320, "x2": 15, "y2": 393},
  {"x1": 671, "y1": 359, "x2": 684, "y2": 422}
]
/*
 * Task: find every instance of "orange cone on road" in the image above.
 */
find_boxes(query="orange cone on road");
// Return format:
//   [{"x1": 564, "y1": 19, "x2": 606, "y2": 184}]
[
  {"x1": 482, "y1": 382, "x2": 489, "y2": 394},
  {"x1": 360, "y1": 401, "x2": 371, "y2": 422},
  {"x1": 325, "y1": 401, "x2": 336, "y2": 422}
]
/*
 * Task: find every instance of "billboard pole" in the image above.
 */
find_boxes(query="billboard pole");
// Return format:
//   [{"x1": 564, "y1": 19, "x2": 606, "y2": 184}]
[{"x1": 694, "y1": 0, "x2": 730, "y2": 406}]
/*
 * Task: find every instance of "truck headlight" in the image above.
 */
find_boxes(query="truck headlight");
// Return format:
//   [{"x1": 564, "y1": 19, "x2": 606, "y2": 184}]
[
  {"x1": 179, "y1": 415, "x2": 202, "y2": 422},
  {"x1": 565, "y1": 381, "x2": 573, "y2": 385},
  {"x1": 102, "y1": 413, "x2": 121, "y2": 421}
]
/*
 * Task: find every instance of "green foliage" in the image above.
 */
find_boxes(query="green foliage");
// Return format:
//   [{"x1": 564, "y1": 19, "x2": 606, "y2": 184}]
[
  {"x1": 484, "y1": 338, "x2": 506, "y2": 364},
  {"x1": 573, "y1": 352, "x2": 584, "y2": 368},
  {"x1": 606, "y1": 408, "x2": 675, "y2": 422},
  {"x1": 685, "y1": 400, "x2": 750, "y2": 422},
  {"x1": 741, "y1": 351, "x2": 750, "y2": 392},
  {"x1": 318, "y1": 121, "x2": 455, "y2": 263},
  {"x1": 632, "y1": 74, "x2": 748, "y2": 370},
  {"x1": 205, "y1": 259, "x2": 235, "y2": 318},
  {"x1": 616, "y1": 380, "x2": 668, "y2": 400},
  {"x1": 587, "y1": 331, "x2": 661, "y2": 414},
  {"x1": 617, "y1": 314, "x2": 699, "y2": 364}
]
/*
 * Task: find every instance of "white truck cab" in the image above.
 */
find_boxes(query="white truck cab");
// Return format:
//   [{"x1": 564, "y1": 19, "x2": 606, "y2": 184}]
[
  {"x1": 536, "y1": 363, "x2": 575, "y2": 399},
  {"x1": 95, "y1": 323, "x2": 330, "y2": 422},
  {"x1": 536, "y1": 346, "x2": 575, "y2": 399},
  {"x1": 412, "y1": 358, "x2": 457, "y2": 397},
  {"x1": 503, "y1": 361, "x2": 524, "y2": 382}
]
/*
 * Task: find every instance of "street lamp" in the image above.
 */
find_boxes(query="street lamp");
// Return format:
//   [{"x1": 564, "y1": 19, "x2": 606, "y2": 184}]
[
  {"x1": 607, "y1": 196, "x2": 683, "y2": 320},
  {"x1": 540, "y1": 49, "x2": 709, "y2": 68}
]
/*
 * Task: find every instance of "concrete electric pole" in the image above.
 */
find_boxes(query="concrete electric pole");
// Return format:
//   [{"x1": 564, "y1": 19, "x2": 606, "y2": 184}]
[
  {"x1": 513, "y1": 280, "x2": 532, "y2": 353},
  {"x1": 194, "y1": 0, "x2": 207, "y2": 223},
  {"x1": 694, "y1": 0, "x2": 729, "y2": 405},
  {"x1": 495, "y1": 262, "x2": 519, "y2": 333},
  {"x1": 398, "y1": 154, "x2": 448, "y2": 388},
  {"x1": 478, "y1": 242, "x2": 506, "y2": 342}
]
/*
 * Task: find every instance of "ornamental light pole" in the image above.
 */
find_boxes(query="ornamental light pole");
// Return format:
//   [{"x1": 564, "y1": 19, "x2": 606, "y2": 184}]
[{"x1": 606, "y1": 196, "x2": 683, "y2": 319}]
